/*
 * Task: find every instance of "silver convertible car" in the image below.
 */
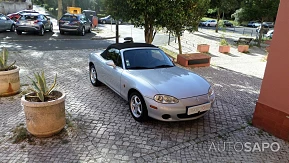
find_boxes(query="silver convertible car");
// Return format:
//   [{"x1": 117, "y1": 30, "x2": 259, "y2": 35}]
[{"x1": 89, "y1": 43, "x2": 215, "y2": 122}]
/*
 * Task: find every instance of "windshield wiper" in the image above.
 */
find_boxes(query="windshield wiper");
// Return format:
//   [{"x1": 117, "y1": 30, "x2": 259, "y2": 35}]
[
  {"x1": 128, "y1": 66, "x2": 151, "y2": 70},
  {"x1": 154, "y1": 65, "x2": 174, "y2": 68}
]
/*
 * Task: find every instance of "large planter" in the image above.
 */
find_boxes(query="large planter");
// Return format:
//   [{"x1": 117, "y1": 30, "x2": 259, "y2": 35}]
[
  {"x1": 238, "y1": 45, "x2": 249, "y2": 53},
  {"x1": 219, "y1": 45, "x2": 230, "y2": 53},
  {"x1": 177, "y1": 53, "x2": 211, "y2": 67},
  {"x1": 21, "y1": 91, "x2": 66, "y2": 137},
  {"x1": 0, "y1": 66, "x2": 20, "y2": 96},
  {"x1": 197, "y1": 44, "x2": 210, "y2": 53}
]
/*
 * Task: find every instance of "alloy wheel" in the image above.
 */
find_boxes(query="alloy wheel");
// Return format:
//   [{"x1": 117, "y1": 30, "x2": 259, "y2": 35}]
[{"x1": 130, "y1": 95, "x2": 143, "y2": 118}]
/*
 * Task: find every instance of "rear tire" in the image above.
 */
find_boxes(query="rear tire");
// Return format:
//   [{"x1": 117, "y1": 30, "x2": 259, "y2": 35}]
[
  {"x1": 79, "y1": 27, "x2": 85, "y2": 36},
  {"x1": 60, "y1": 30, "x2": 64, "y2": 35},
  {"x1": 88, "y1": 26, "x2": 92, "y2": 33},
  {"x1": 129, "y1": 92, "x2": 148, "y2": 122},
  {"x1": 102, "y1": 20, "x2": 106, "y2": 24},
  {"x1": 16, "y1": 30, "x2": 22, "y2": 35}
]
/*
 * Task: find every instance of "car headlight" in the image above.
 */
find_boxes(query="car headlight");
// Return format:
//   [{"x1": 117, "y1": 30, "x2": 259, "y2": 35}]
[
  {"x1": 208, "y1": 87, "x2": 215, "y2": 102},
  {"x1": 154, "y1": 95, "x2": 179, "y2": 104}
]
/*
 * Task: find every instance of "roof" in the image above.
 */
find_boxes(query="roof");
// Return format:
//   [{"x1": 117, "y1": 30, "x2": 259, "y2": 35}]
[{"x1": 107, "y1": 43, "x2": 157, "y2": 50}]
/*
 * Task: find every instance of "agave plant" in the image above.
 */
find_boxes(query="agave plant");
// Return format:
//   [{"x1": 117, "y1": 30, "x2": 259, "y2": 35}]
[
  {"x1": 0, "y1": 47, "x2": 16, "y2": 71},
  {"x1": 28, "y1": 71, "x2": 57, "y2": 102}
]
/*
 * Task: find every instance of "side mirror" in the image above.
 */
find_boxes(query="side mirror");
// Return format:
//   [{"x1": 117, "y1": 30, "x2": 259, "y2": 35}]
[
  {"x1": 106, "y1": 60, "x2": 116, "y2": 68},
  {"x1": 47, "y1": 18, "x2": 50, "y2": 20}
]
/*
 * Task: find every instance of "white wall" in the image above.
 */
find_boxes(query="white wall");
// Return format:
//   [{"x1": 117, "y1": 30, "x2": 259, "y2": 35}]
[{"x1": 0, "y1": 1, "x2": 32, "y2": 15}]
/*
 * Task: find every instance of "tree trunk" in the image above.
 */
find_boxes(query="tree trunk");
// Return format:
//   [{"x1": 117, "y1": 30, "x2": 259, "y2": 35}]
[
  {"x1": 116, "y1": 22, "x2": 119, "y2": 43},
  {"x1": 144, "y1": 17, "x2": 154, "y2": 44},
  {"x1": 57, "y1": 0, "x2": 63, "y2": 21},
  {"x1": 72, "y1": 0, "x2": 75, "y2": 7},
  {"x1": 177, "y1": 35, "x2": 182, "y2": 55},
  {"x1": 215, "y1": 8, "x2": 220, "y2": 33},
  {"x1": 257, "y1": 18, "x2": 264, "y2": 47}
]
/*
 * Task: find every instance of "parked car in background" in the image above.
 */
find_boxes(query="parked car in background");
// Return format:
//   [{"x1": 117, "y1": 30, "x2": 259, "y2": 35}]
[
  {"x1": 89, "y1": 43, "x2": 215, "y2": 122},
  {"x1": 59, "y1": 13, "x2": 92, "y2": 36},
  {"x1": 262, "y1": 22, "x2": 274, "y2": 28},
  {"x1": 0, "y1": 14, "x2": 15, "y2": 32},
  {"x1": 203, "y1": 20, "x2": 217, "y2": 27},
  {"x1": 82, "y1": 10, "x2": 98, "y2": 28},
  {"x1": 223, "y1": 20, "x2": 233, "y2": 27},
  {"x1": 99, "y1": 15, "x2": 122, "y2": 24},
  {"x1": 15, "y1": 13, "x2": 53, "y2": 36},
  {"x1": 256, "y1": 25, "x2": 270, "y2": 34},
  {"x1": 247, "y1": 21, "x2": 261, "y2": 27},
  {"x1": 7, "y1": 10, "x2": 38, "y2": 21},
  {"x1": 266, "y1": 30, "x2": 274, "y2": 38}
]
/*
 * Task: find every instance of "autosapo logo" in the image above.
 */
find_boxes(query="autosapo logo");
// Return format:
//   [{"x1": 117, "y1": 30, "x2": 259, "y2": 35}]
[{"x1": 209, "y1": 142, "x2": 280, "y2": 152}]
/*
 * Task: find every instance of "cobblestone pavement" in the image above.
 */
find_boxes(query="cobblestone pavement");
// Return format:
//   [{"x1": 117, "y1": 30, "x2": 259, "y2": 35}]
[{"x1": 0, "y1": 47, "x2": 288, "y2": 163}]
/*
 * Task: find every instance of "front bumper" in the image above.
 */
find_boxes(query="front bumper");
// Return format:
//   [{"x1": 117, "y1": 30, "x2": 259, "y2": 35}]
[{"x1": 144, "y1": 94, "x2": 215, "y2": 121}]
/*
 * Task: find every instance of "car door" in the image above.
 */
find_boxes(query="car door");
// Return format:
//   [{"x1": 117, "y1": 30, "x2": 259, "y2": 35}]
[
  {"x1": 39, "y1": 15, "x2": 48, "y2": 30},
  {"x1": 80, "y1": 15, "x2": 88, "y2": 30},
  {"x1": 43, "y1": 15, "x2": 51, "y2": 30},
  {"x1": 0, "y1": 15, "x2": 5, "y2": 31},
  {"x1": 105, "y1": 48, "x2": 124, "y2": 94}
]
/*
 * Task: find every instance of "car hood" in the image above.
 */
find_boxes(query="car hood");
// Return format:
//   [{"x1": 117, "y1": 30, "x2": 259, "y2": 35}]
[{"x1": 128, "y1": 67, "x2": 210, "y2": 99}]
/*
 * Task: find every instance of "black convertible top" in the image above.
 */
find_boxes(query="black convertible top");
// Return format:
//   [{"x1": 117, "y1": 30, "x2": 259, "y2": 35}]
[{"x1": 107, "y1": 43, "x2": 157, "y2": 50}]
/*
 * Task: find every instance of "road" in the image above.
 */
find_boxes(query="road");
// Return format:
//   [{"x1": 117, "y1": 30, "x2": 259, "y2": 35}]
[{"x1": 0, "y1": 30, "x2": 114, "y2": 51}]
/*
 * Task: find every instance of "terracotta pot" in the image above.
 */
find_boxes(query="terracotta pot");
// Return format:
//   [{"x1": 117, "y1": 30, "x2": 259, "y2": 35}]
[
  {"x1": 0, "y1": 66, "x2": 20, "y2": 96},
  {"x1": 219, "y1": 45, "x2": 230, "y2": 53},
  {"x1": 21, "y1": 91, "x2": 66, "y2": 137},
  {"x1": 197, "y1": 44, "x2": 210, "y2": 53},
  {"x1": 238, "y1": 45, "x2": 249, "y2": 53}
]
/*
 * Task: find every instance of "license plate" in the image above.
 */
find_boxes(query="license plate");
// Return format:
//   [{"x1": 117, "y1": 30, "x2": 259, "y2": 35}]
[{"x1": 187, "y1": 103, "x2": 211, "y2": 115}]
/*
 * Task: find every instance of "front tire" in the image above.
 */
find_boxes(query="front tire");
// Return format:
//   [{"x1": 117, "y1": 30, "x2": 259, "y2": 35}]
[
  {"x1": 102, "y1": 20, "x2": 106, "y2": 24},
  {"x1": 89, "y1": 64, "x2": 101, "y2": 86},
  {"x1": 49, "y1": 24, "x2": 53, "y2": 32},
  {"x1": 10, "y1": 24, "x2": 15, "y2": 32},
  {"x1": 39, "y1": 27, "x2": 44, "y2": 36},
  {"x1": 129, "y1": 92, "x2": 148, "y2": 122}
]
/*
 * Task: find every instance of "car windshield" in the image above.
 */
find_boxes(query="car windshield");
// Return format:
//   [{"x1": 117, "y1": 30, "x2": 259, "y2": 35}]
[{"x1": 123, "y1": 49, "x2": 174, "y2": 70}]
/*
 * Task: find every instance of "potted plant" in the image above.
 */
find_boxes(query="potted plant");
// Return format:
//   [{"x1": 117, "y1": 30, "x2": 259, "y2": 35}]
[
  {"x1": 238, "y1": 44, "x2": 249, "y2": 53},
  {"x1": 197, "y1": 44, "x2": 210, "y2": 53},
  {"x1": 219, "y1": 37, "x2": 230, "y2": 53},
  {"x1": 0, "y1": 47, "x2": 20, "y2": 96},
  {"x1": 21, "y1": 71, "x2": 66, "y2": 137}
]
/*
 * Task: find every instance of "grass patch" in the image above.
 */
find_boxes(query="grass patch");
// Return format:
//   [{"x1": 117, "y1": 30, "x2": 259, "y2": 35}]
[
  {"x1": 11, "y1": 124, "x2": 30, "y2": 144},
  {"x1": 159, "y1": 46, "x2": 178, "y2": 61}
]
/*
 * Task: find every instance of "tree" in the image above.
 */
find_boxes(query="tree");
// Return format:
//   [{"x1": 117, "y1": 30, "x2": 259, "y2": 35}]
[
  {"x1": 241, "y1": 0, "x2": 279, "y2": 46},
  {"x1": 58, "y1": 0, "x2": 63, "y2": 20},
  {"x1": 160, "y1": 0, "x2": 209, "y2": 54},
  {"x1": 209, "y1": 0, "x2": 238, "y2": 33},
  {"x1": 105, "y1": 0, "x2": 209, "y2": 47}
]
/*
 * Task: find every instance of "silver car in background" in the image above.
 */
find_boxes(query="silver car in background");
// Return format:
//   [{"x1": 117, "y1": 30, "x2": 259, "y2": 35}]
[
  {"x1": 0, "y1": 14, "x2": 15, "y2": 32},
  {"x1": 89, "y1": 43, "x2": 215, "y2": 122},
  {"x1": 15, "y1": 13, "x2": 53, "y2": 36}
]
